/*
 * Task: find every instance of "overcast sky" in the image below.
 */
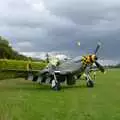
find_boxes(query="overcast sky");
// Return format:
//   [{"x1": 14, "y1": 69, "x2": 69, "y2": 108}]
[{"x1": 0, "y1": 0, "x2": 120, "y2": 63}]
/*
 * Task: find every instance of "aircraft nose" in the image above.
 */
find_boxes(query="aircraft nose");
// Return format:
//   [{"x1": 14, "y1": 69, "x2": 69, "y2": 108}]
[{"x1": 92, "y1": 55, "x2": 98, "y2": 61}]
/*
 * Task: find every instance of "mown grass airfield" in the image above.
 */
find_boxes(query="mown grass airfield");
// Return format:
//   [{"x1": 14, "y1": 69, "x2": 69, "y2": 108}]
[{"x1": 0, "y1": 68, "x2": 120, "y2": 120}]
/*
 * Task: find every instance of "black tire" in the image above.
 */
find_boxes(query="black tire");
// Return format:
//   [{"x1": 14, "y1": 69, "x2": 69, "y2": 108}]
[
  {"x1": 87, "y1": 80, "x2": 94, "y2": 87},
  {"x1": 52, "y1": 82, "x2": 61, "y2": 91}
]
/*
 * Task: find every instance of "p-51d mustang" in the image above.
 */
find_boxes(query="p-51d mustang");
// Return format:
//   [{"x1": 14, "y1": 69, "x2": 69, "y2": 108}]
[{"x1": 28, "y1": 42, "x2": 105, "y2": 91}]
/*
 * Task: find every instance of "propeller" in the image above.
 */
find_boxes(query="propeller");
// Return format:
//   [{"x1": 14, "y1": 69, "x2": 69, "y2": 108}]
[
  {"x1": 94, "y1": 41, "x2": 101, "y2": 55},
  {"x1": 93, "y1": 41, "x2": 105, "y2": 73},
  {"x1": 76, "y1": 40, "x2": 105, "y2": 73},
  {"x1": 94, "y1": 61, "x2": 105, "y2": 73}
]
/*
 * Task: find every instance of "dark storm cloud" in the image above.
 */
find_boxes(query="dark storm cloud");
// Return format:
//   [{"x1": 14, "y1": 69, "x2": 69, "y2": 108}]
[{"x1": 0, "y1": 0, "x2": 120, "y2": 61}]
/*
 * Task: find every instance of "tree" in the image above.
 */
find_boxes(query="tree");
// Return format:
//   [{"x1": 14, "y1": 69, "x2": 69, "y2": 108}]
[{"x1": 0, "y1": 36, "x2": 28, "y2": 60}]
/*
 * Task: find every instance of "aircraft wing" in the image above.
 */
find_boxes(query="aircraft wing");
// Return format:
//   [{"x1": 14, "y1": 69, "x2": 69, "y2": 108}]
[
  {"x1": 54, "y1": 69, "x2": 73, "y2": 75},
  {"x1": 54, "y1": 66, "x2": 82, "y2": 75},
  {"x1": 53, "y1": 59, "x2": 84, "y2": 75}
]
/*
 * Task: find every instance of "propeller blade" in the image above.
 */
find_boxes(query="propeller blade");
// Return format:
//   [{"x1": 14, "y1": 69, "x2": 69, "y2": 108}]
[
  {"x1": 94, "y1": 41, "x2": 101, "y2": 54},
  {"x1": 95, "y1": 61, "x2": 105, "y2": 73}
]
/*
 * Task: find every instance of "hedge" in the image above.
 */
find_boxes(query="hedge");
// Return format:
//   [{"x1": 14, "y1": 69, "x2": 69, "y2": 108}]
[{"x1": 0, "y1": 59, "x2": 47, "y2": 80}]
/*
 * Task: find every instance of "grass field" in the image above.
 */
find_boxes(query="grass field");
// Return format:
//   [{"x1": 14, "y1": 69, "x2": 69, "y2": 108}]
[{"x1": 0, "y1": 68, "x2": 120, "y2": 120}]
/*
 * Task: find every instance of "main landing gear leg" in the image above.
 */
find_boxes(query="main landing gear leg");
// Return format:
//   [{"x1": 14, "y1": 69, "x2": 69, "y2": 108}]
[
  {"x1": 51, "y1": 72, "x2": 61, "y2": 91},
  {"x1": 86, "y1": 74, "x2": 94, "y2": 88}
]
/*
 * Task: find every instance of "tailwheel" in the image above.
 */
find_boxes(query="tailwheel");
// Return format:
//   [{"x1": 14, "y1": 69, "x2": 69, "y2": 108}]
[{"x1": 86, "y1": 80, "x2": 94, "y2": 88}]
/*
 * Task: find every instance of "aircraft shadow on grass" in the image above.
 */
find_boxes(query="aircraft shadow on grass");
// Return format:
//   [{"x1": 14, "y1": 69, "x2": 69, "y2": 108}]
[{"x1": 6, "y1": 83, "x2": 92, "y2": 92}]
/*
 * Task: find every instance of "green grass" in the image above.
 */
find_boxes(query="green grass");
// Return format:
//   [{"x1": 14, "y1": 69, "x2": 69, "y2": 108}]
[{"x1": 0, "y1": 68, "x2": 120, "y2": 120}]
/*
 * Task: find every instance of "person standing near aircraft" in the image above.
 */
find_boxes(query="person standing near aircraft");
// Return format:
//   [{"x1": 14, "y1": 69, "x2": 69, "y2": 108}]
[{"x1": 26, "y1": 59, "x2": 33, "y2": 80}]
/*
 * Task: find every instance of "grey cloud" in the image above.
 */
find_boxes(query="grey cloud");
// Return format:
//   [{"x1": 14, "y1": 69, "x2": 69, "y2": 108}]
[
  {"x1": 0, "y1": 0, "x2": 120, "y2": 61},
  {"x1": 44, "y1": 0, "x2": 113, "y2": 24}
]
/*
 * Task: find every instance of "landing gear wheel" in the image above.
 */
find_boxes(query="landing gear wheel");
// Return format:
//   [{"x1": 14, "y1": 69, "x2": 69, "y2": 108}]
[
  {"x1": 52, "y1": 80, "x2": 61, "y2": 91},
  {"x1": 54, "y1": 83, "x2": 61, "y2": 91},
  {"x1": 87, "y1": 80, "x2": 94, "y2": 88}
]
